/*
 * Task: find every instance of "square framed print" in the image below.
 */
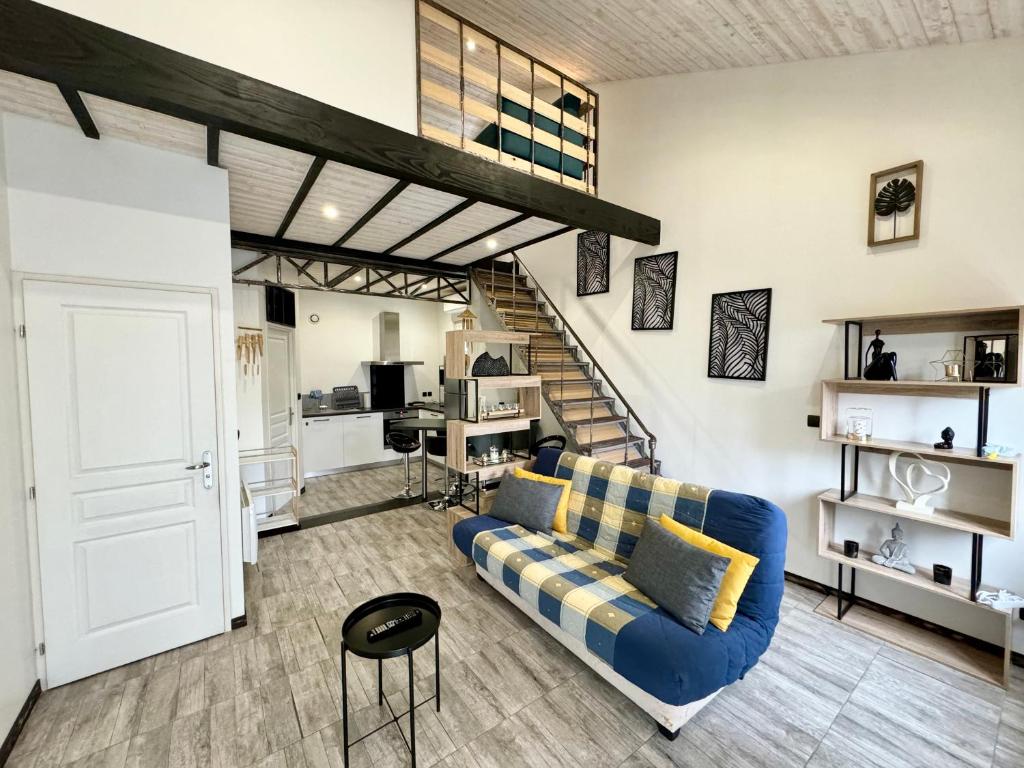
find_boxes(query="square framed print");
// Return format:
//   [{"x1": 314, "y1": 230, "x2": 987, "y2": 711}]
[
  {"x1": 708, "y1": 288, "x2": 772, "y2": 381},
  {"x1": 631, "y1": 252, "x2": 677, "y2": 331},
  {"x1": 868, "y1": 160, "x2": 923, "y2": 246},
  {"x1": 577, "y1": 231, "x2": 609, "y2": 296}
]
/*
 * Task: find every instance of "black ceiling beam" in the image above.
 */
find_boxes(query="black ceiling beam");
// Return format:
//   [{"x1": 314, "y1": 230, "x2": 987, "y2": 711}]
[
  {"x1": 56, "y1": 84, "x2": 98, "y2": 139},
  {"x1": 325, "y1": 264, "x2": 364, "y2": 288},
  {"x1": 231, "y1": 231, "x2": 468, "y2": 279},
  {"x1": 382, "y1": 199, "x2": 475, "y2": 255},
  {"x1": 276, "y1": 157, "x2": 325, "y2": 239},
  {"x1": 334, "y1": 180, "x2": 408, "y2": 247},
  {"x1": 428, "y1": 213, "x2": 530, "y2": 262},
  {"x1": 206, "y1": 126, "x2": 219, "y2": 166},
  {"x1": 467, "y1": 226, "x2": 576, "y2": 267},
  {"x1": 0, "y1": 0, "x2": 660, "y2": 246}
]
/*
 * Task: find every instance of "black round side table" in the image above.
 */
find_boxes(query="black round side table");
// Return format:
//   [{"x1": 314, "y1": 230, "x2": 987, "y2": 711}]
[{"x1": 340, "y1": 592, "x2": 441, "y2": 768}]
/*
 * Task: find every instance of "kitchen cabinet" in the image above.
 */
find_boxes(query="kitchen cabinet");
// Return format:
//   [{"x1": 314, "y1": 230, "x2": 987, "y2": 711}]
[
  {"x1": 343, "y1": 412, "x2": 383, "y2": 467},
  {"x1": 302, "y1": 415, "x2": 344, "y2": 475}
]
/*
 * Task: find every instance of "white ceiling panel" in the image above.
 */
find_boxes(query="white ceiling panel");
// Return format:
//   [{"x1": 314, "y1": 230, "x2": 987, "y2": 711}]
[
  {"x1": 284, "y1": 161, "x2": 396, "y2": 245},
  {"x1": 344, "y1": 184, "x2": 465, "y2": 254},
  {"x1": 393, "y1": 202, "x2": 522, "y2": 259},
  {"x1": 81, "y1": 94, "x2": 206, "y2": 160},
  {"x1": 438, "y1": 217, "x2": 570, "y2": 265},
  {"x1": 0, "y1": 70, "x2": 76, "y2": 128},
  {"x1": 220, "y1": 133, "x2": 313, "y2": 236}
]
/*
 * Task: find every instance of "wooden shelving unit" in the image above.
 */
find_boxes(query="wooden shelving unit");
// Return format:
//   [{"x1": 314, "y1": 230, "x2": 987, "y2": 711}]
[
  {"x1": 444, "y1": 330, "x2": 541, "y2": 512},
  {"x1": 818, "y1": 306, "x2": 1020, "y2": 687}
]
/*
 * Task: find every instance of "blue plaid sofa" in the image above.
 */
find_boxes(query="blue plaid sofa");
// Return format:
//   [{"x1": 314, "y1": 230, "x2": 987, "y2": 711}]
[{"x1": 452, "y1": 450, "x2": 787, "y2": 736}]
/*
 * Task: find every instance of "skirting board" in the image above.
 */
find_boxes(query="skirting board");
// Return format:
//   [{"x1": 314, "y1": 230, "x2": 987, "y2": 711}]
[
  {"x1": 476, "y1": 566, "x2": 720, "y2": 732},
  {"x1": 230, "y1": 614, "x2": 247, "y2": 630},
  {"x1": 0, "y1": 679, "x2": 41, "y2": 767}
]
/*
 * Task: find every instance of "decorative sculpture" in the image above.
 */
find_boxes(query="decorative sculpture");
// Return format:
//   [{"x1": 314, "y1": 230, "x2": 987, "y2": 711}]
[
  {"x1": 888, "y1": 451, "x2": 950, "y2": 514},
  {"x1": 871, "y1": 522, "x2": 916, "y2": 574},
  {"x1": 863, "y1": 330, "x2": 898, "y2": 381},
  {"x1": 933, "y1": 427, "x2": 954, "y2": 450}
]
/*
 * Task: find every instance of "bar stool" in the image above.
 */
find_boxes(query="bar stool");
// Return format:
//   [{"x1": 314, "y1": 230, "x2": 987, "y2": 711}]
[
  {"x1": 389, "y1": 431, "x2": 421, "y2": 499},
  {"x1": 424, "y1": 434, "x2": 450, "y2": 510}
]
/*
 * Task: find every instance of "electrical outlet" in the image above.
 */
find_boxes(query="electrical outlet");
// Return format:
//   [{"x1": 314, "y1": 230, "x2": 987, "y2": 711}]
[{"x1": 807, "y1": 414, "x2": 821, "y2": 428}]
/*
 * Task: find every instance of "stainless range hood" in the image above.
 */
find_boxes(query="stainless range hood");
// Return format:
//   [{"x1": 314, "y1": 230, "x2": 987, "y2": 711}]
[{"x1": 362, "y1": 311, "x2": 423, "y2": 365}]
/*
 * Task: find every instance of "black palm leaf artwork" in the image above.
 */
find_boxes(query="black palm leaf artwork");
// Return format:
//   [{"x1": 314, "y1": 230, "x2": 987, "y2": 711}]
[
  {"x1": 708, "y1": 288, "x2": 772, "y2": 381},
  {"x1": 874, "y1": 177, "x2": 916, "y2": 239},
  {"x1": 577, "y1": 231, "x2": 610, "y2": 296},
  {"x1": 631, "y1": 252, "x2": 677, "y2": 331}
]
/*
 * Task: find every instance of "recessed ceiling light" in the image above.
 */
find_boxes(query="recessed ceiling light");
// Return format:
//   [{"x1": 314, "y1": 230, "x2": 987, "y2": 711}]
[
  {"x1": 465, "y1": 39, "x2": 477, "y2": 52},
  {"x1": 354, "y1": 274, "x2": 363, "y2": 283},
  {"x1": 322, "y1": 205, "x2": 339, "y2": 220},
  {"x1": 485, "y1": 238, "x2": 498, "y2": 250}
]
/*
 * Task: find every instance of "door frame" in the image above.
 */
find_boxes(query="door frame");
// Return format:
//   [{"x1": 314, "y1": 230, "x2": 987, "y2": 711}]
[{"x1": 12, "y1": 273, "x2": 235, "y2": 688}]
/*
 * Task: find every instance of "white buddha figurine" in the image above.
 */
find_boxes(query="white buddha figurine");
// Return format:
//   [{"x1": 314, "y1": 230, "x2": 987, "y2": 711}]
[{"x1": 871, "y1": 523, "x2": 915, "y2": 575}]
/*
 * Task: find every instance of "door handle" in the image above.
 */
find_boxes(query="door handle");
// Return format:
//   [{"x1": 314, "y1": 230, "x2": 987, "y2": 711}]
[{"x1": 187, "y1": 450, "x2": 214, "y2": 489}]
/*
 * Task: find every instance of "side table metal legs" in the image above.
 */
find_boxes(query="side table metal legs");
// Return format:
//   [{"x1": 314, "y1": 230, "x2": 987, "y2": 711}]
[{"x1": 340, "y1": 636, "x2": 441, "y2": 768}]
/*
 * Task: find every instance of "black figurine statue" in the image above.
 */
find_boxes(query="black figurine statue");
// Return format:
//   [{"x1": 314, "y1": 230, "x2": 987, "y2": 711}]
[
  {"x1": 863, "y1": 330, "x2": 898, "y2": 381},
  {"x1": 934, "y1": 426, "x2": 954, "y2": 450}
]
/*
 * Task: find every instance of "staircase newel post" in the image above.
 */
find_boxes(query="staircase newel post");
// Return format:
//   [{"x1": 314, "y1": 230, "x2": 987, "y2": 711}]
[
  {"x1": 624, "y1": 412, "x2": 629, "y2": 465},
  {"x1": 560, "y1": 316, "x2": 565, "y2": 408},
  {"x1": 649, "y1": 436, "x2": 656, "y2": 474}
]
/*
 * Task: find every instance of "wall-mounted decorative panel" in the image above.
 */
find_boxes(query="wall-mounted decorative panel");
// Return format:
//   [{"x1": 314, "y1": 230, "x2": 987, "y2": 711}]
[{"x1": 417, "y1": 0, "x2": 598, "y2": 195}]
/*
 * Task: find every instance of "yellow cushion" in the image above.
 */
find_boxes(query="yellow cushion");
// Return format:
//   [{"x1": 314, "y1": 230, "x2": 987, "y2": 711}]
[
  {"x1": 659, "y1": 514, "x2": 759, "y2": 632},
  {"x1": 514, "y1": 468, "x2": 571, "y2": 533}
]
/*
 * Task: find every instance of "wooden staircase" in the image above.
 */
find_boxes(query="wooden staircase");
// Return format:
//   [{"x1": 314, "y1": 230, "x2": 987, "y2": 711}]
[{"x1": 474, "y1": 267, "x2": 658, "y2": 471}]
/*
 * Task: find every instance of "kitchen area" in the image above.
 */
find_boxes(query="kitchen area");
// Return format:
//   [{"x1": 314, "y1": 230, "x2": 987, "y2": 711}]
[{"x1": 233, "y1": 263, "x2": 457, "y2": 541}]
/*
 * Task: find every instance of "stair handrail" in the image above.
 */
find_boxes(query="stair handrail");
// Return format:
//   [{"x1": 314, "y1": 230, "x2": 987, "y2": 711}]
[{"x1": 507, "y1": 252, "x2": 657, "y2": 473}]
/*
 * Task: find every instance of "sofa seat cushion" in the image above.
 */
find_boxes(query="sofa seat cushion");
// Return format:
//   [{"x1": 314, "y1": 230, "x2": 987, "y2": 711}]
[
  {"x1": 467, "y1": 520, "x2": 770, "y2": 706},
  {"x1": 452, "y1": 514, "x2": 511, "y2": 557}
]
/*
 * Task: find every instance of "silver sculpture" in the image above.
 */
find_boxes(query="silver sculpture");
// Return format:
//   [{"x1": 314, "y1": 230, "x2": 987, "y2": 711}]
[{"x1": 871, "y1": 523, "x2": 916, "y2": 574}]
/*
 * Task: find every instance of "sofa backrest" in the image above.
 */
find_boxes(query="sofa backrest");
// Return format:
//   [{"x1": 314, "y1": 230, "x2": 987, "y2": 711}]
[
  {"x1": 553, "y1": 451, "x2": 787, "y2": 629},
  {"x1": 554, "y1": 452, "x2": 711, "y2": 562}
]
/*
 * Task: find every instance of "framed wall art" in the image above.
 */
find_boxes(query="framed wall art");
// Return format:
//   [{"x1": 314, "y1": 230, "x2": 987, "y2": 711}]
[
  {"x1": 577, "y1": 231, "x2": 610, "y2": 296},
  {"x1": 868, "y1": 160, "x2": 923, "y2": 246},
  {"x1": 708, "y1": 288, "x2": 772, "y2": 381},
  {"x1": 631, "y1": 252, "x2": 677, "y2": 331}
]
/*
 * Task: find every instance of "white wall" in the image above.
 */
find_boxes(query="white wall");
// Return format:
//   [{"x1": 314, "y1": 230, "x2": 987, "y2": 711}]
[
  {"x1": 1, "y1": 115, "x2": 246, "y2": 630},
  {"x1": 0, "y1": 110, "x2": 37, "y2": 745},
  {"x1": 39, "y1": 0, "x2": 418, "y2": 133},
  {"x1": 520, "y1": 37, "x2": 1024, "y2": 651}
]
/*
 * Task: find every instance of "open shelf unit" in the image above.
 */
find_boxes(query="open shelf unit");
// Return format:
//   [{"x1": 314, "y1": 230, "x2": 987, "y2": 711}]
[
  {"x1": 818, "y1": 305, "x2": 1020, "y2": 687},
  {"x1": 444, "y1": 330, "x2": 541, "y2": 513},
  {"x1": 239, "y1": 446, "x2": 299, "y2": 533}
]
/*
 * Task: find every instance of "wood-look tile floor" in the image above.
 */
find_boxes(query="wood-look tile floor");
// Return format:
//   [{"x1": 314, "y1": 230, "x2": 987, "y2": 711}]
[
  {"x1": 284, "y1": 463, "x2": 448, "y2": 520},
  {"x1": 9, "y1": 502, "x2": 1023, "y2": 768}
]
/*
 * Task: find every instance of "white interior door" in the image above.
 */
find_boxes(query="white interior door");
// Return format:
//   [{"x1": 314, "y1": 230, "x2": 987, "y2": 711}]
[
  {"x1": 23, "y1": 280, "x2": 225, "y2": 686},
  {"x1": 264, "y1": 326, "x2": 296, "y2": 510}
]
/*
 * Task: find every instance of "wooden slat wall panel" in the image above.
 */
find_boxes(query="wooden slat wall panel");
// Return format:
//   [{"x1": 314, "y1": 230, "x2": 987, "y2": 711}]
[
  {"x1": 284, "y1": 161, "x2": 396, "y2": 245},
  {"x1": 393, "y1": 202, "x2": 521, "y2": 258},
  {"x1": 80, "y1": 94, "x2": 206, "y2": 159},
  {"x1": 344, "y1": 184, "x2": 466, "y2": 253},
  {"x1": 437, "y1": 217, "x2": 567, "y2": 264},
  {"x1": 0, "y1": 70, "x2": 76, "y2": 127},
  {"x1": 220, "y1": 133, "x2": 313, "y2": 237},
  {"x1": 440, "y1": 0, "x2": 1024, "y2": 82}
]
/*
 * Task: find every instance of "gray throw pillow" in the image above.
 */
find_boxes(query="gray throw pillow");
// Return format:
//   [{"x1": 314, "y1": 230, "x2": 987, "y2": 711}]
[
  {"x1": 624, "y1": 522, "x2": 730, "y2": 635},
  {"x1": 488, "y1": 473, "x2": 562, "y2": 532}
]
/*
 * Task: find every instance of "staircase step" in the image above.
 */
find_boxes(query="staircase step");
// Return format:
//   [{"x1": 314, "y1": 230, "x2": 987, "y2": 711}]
[
  {"x1": 535, "y1": 360, "x2": 589, "y2": 369},
  {"x1": 580, "y1": 434, "x2": 647, "y2": 451},
  {"x1": 538, "y1": 369, "x2": 590, "y2": 382},
  {"x1": 564, "y1": 414, "x2": 626, "y2": 427},
  {"x1": 592, "y1": 444, "x2": 646, "y2": 464}
]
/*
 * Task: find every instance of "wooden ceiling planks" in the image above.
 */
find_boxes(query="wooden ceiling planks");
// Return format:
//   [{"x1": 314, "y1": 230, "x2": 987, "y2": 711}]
[
  {"x1": 439, "y1": 216, "x2": 569, "y2": 265},
  {"x1": 80, "y1": 94, "x2": 206, "y2": 159},
  {"x1": 284, "y1": 161, "x2": 396, "y2": 246},
  {"x1": 0, "y1": 69, "x2": 76, "y2": 128},
  {"x1": 439, "y1": 0, "x2": 1024, "y2": 82},
  {"x1": 219, "y1": 133, "x2": 312, "y2": 237},
  {"x1": 393, "y1": 202, "x2": 523, "y2": 259},
  {"x1": 343, "y1": 184, "x2": 466, "y2": 253}
]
